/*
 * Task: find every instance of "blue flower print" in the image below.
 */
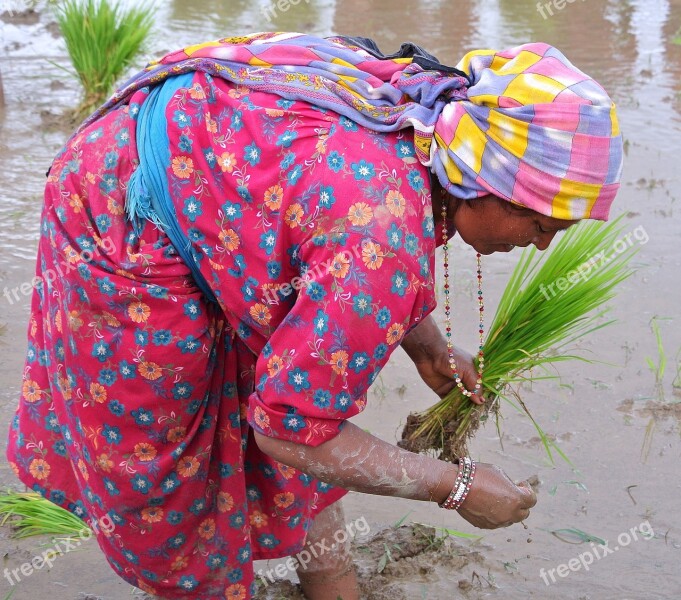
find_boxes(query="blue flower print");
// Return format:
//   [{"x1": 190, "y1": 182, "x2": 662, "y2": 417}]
[
  {"x1": 244, "y1": 142, "x2": 261, "y2": 166},
  {"x1": 391, "y1": 270, "x2": 409, "y2": 296},
  {"x1": 182, "y1": 196, "x2": 202, "y2": 222},
  {"x1": 276, "y1": 130, "x2": 298, "y2": 148},
  {"x1": 327, "y1": 151, "x2": 345, "y2": 172},
  {"x1": 312, "y1": 389, "x2": 331, "y2": 409},
  {"x1": 172, "y1": 110, "x2": 192, "y2": 128},
  {"x1": 334, "y1": 392, "x2": 353, "y2": 412},
  {"x1": 313, "y1": 309, "x2": 329, "y2": 335},
  {"x1": 283, "y1": 413, "x2": 306, "y2": 432},
  {"x1": 351, "y1": 159, "x2": 375, "y2": 181},
  {"x1": 386, "y1": 223, "x2": 403, "y2": 249},
  {"x1": 395, "y1": 140, "x2": 416, "y2": 158},
  {"x1": 352, "y1": 291, "x2": 373, "y2": 317},
  {"x1": 319, "y1": 185, "x2": 336, "y2": 208},
  {"x1": 288, "y1": 368, "x2": 310, "y2": 392},
  {"x1": 178, "y1": 134, "x2": 193, "y2": 152},
  {"x1": 183, "y1": 299, "x2": 202, "y2": 320},
  {"x1": 222, "y1": 200, "x2": 243, "y2": 221},
  {"x1": 375, "y1": 307, "x2": 391, "y2": 328},
  {"x1": 339, "y1": 116, "x2": 358, "y2": 131},
  {"x1": 407, "y1": 169, "x2": 426, "y2": 192},
  {"x1": 349, "y1": 352, "x2": 370, "y2": 373}
]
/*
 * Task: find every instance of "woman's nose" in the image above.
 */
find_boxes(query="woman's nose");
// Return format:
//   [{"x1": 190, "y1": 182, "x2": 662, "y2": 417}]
[{"x1": 532, "y1": 231, "x2": 557, "y2": 251}]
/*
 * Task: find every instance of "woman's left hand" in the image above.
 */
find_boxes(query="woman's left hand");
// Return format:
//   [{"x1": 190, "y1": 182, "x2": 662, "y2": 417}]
[
  {"x1": 401, "y1": 314, "x2": 485, "y2": 405},
  {"x1": 413, "y1": 345, "x2": 485, "y2": 405}
]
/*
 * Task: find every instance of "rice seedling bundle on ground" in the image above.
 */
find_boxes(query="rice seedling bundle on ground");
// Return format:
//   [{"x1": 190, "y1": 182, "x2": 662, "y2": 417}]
[
  {"x1": 0, "y1": 490, "x2": 90, "y2": 538},
  {"x1": 55, "y1": 0, "x2": 154, "y2": 117},
  {"x1": 399, "y1": 218, "x2": 638, "y2": 462}
]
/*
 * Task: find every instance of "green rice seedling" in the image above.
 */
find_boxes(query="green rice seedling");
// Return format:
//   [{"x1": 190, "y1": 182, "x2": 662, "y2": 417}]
[
  {"x1": 54, "y1": 0, "x2": 155, "y2": 117},
  {"x1": 400, "y1": 217, "x2": 638, "y2": 461},
  {"x1": 645, "y1": 317, "x2": 667, "y2": 398},
  {"x1": 0, "y1": 490, "x2": 90, "y2": 539}
]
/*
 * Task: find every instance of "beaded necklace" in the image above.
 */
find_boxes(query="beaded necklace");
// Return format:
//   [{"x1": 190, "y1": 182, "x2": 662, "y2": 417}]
[{"x1": 440, "y1": 200, "x2": 485, "y2": 397}]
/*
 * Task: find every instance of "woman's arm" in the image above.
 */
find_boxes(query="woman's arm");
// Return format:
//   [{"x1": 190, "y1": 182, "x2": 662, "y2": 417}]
[
  {"x1": 255, "y1": 421, "x2": 537, "y2": 529},
  {"x1": 401, "y1": 313, "x2": 485, "y2": 405}
]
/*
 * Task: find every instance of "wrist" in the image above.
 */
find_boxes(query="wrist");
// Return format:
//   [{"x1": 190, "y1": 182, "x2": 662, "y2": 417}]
[
  {"x1": 402, "y1": 316, "x2": 447, "y2": 364},
  {"x1": 430, "y1": 462, "x2": 460, "y2": 505}
]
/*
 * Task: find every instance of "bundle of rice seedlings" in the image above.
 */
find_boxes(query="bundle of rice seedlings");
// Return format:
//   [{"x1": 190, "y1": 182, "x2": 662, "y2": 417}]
[
  {"x1": 400, "y1": 217, "x2": 638, "y2": 462},
  {"x1": 0, "y1": 490, "x2": 89, "y2": 539},
  {"x1": 54, "y1": 0, "x2": 155, "y2": 117}
]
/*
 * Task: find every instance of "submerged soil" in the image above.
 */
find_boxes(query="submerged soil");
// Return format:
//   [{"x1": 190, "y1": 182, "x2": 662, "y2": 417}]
[{"x1": 1, "y1": 1, "x2": 680, "y2": 599}]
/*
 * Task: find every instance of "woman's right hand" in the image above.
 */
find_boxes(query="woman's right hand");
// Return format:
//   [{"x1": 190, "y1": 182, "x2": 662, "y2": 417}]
[{"x1": 456, "y1": 463, "x2": 537, "y2": 529}]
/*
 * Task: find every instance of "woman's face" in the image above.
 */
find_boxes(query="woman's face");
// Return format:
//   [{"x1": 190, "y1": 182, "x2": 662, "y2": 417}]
[{"x1": 448, "y1": 194, "x2": 579, "y2": 255}]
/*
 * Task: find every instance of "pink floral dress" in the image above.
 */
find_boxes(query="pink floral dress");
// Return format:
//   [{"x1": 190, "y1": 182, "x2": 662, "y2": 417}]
[{"x1": 6, "y1": 71, "x2": 437, "y2": 599}]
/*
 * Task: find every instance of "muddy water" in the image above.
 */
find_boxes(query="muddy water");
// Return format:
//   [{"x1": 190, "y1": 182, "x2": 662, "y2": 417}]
[{"x1": 1, "y1": 1, "x2": 680, "y2": 599}]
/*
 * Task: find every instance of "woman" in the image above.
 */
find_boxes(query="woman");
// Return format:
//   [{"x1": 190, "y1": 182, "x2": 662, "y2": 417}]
[{"x1": 6, "y1": 33, "x2": 622, "y2": 599}]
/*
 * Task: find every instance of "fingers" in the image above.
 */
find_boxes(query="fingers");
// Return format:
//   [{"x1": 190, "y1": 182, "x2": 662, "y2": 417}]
[
  {"x1": 469, "y1": 392, "x2": 485, "y2": 405},
  {"x1": 516, "y1": 480, "x2": 538, "y2": 509}
]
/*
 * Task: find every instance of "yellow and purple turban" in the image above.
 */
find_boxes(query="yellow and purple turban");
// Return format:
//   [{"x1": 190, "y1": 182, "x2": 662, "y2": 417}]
[{"x1": 84, "y1": 32, "x2": 622, "y2": 221}]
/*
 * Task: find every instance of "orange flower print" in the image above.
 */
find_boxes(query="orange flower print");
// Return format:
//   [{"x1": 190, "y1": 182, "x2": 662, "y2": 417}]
[
  {"x1": 284, "y1": 203, "x2": 304, "y2": 228},
  {"x1": 69, "y1": 193, "x2": 83, "y2": 213},
  {"x1": 89, "y1": 382, "x2": 107, "y2": 404},
  {"x1": 134, "y1": 442, "x2": 157, "y2": 462},
  {"x1": 254, "y1": 405, "x2": 271, "y2": 430},
  {"x1": 139, "y1": 362, "x2": 162, "y2": 380},
  {"x1": 329, "y1": 252, "x2": 350, "y2": 279},
  {"x1": 171, "y1": 156, "x2": 194, "y2": 179},
  {"x1": 198, "y1": 517, "x2": 216, "y2": 540},
  {"x1": 249, "y1": 303, "x2": 271, "y2": 326},
  {"x1": 205, "y1": 113, "x2": 218, "y2": 133},
  {"x1": 57, "y1": 375, "x2": 72, "y2": 400},
  {"x1": 96, "y1": 453, "x2": 113, "y2": 472},
  {"x1": 362, "y1": 241, "x2": 385, "y2": 270},
  {"x1": 265, "y1": 108, "x2": 285, "y2": 117},
  {"x1": 22, "y1": 380, "x2": 41, "y2": 403},
  {"x1": 219, "y1": 228, "x2": 240, "y2": 252},
  {"x1": 217, "y1": 491, "x2": 234, "y2": 513},
  {"x1": 225, "y1": 584, "x2": 247, "y2": 600},
  {"x1": 330, "y1": 350, "x2": 349, "y2": 375},
  {"x1": 141, "y1": 506, "x2": 164, "y2": 523},
  {"x1": 264, "y1": 184, "x2": 284, "y2": 210},
  {"x1": 315, "y1": 133, "x2": 328, "y2": 155},
  {"x1": 64, "y1": 245, "x2": 80, "y2": 264},
  {"x1": 55, "y1": 310, "x2": 63, "y2": 333},
  {"x1": 171, "y1": 555, "x2": 188, "y2": 571},
  {"x1": 77, "y1": 458, "x2": 89, "y2": 481},
  {"x1": 177, "y1": 455, "x2": 200, "y2": 477},
  {"x1": 249, "y1": 511, "x2": 269, "y2": 528},
  {"x1": 102, "y1": 311, "x2": 120, "y2": 327},
  {"x1": 385, "y1": 190, "x2": 406, "y2": 217},
  {"x1": 217, "y1": 152, "x2": 237, "y2": 173},
  {"x1": 29, "y1": 458, "x2": 50, "y2": 480},
  {"x1": 189, "y1": 82, "x2": 206, "y2": 100},
  {"x1": 265, "y1": 353, "x2": 285, "y2": 377},
  {"x1": 128, "y1": 301, "x2": 151, "y2": 323},
  {"x1": 277, "y1": 463, "x2": 296, "y2": 480},
  {"x1": 348, "y1": 202, "x2": 373, "y2": 226},
  {"x1": 274, "y1": 491, "x2": 295, "y2": 509},
  {"x1": 386, "y1": 323, "x2": 405, "y2": 345},
  {"x1": 107, "y1": 197, "x2": 125, "y2": 216},
  {"x1": 68, "y1": 310, "x2": 83, "y2": 331},
  {"x1": 167, "y1": 426, "x2": 187, "y2": 443}
]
